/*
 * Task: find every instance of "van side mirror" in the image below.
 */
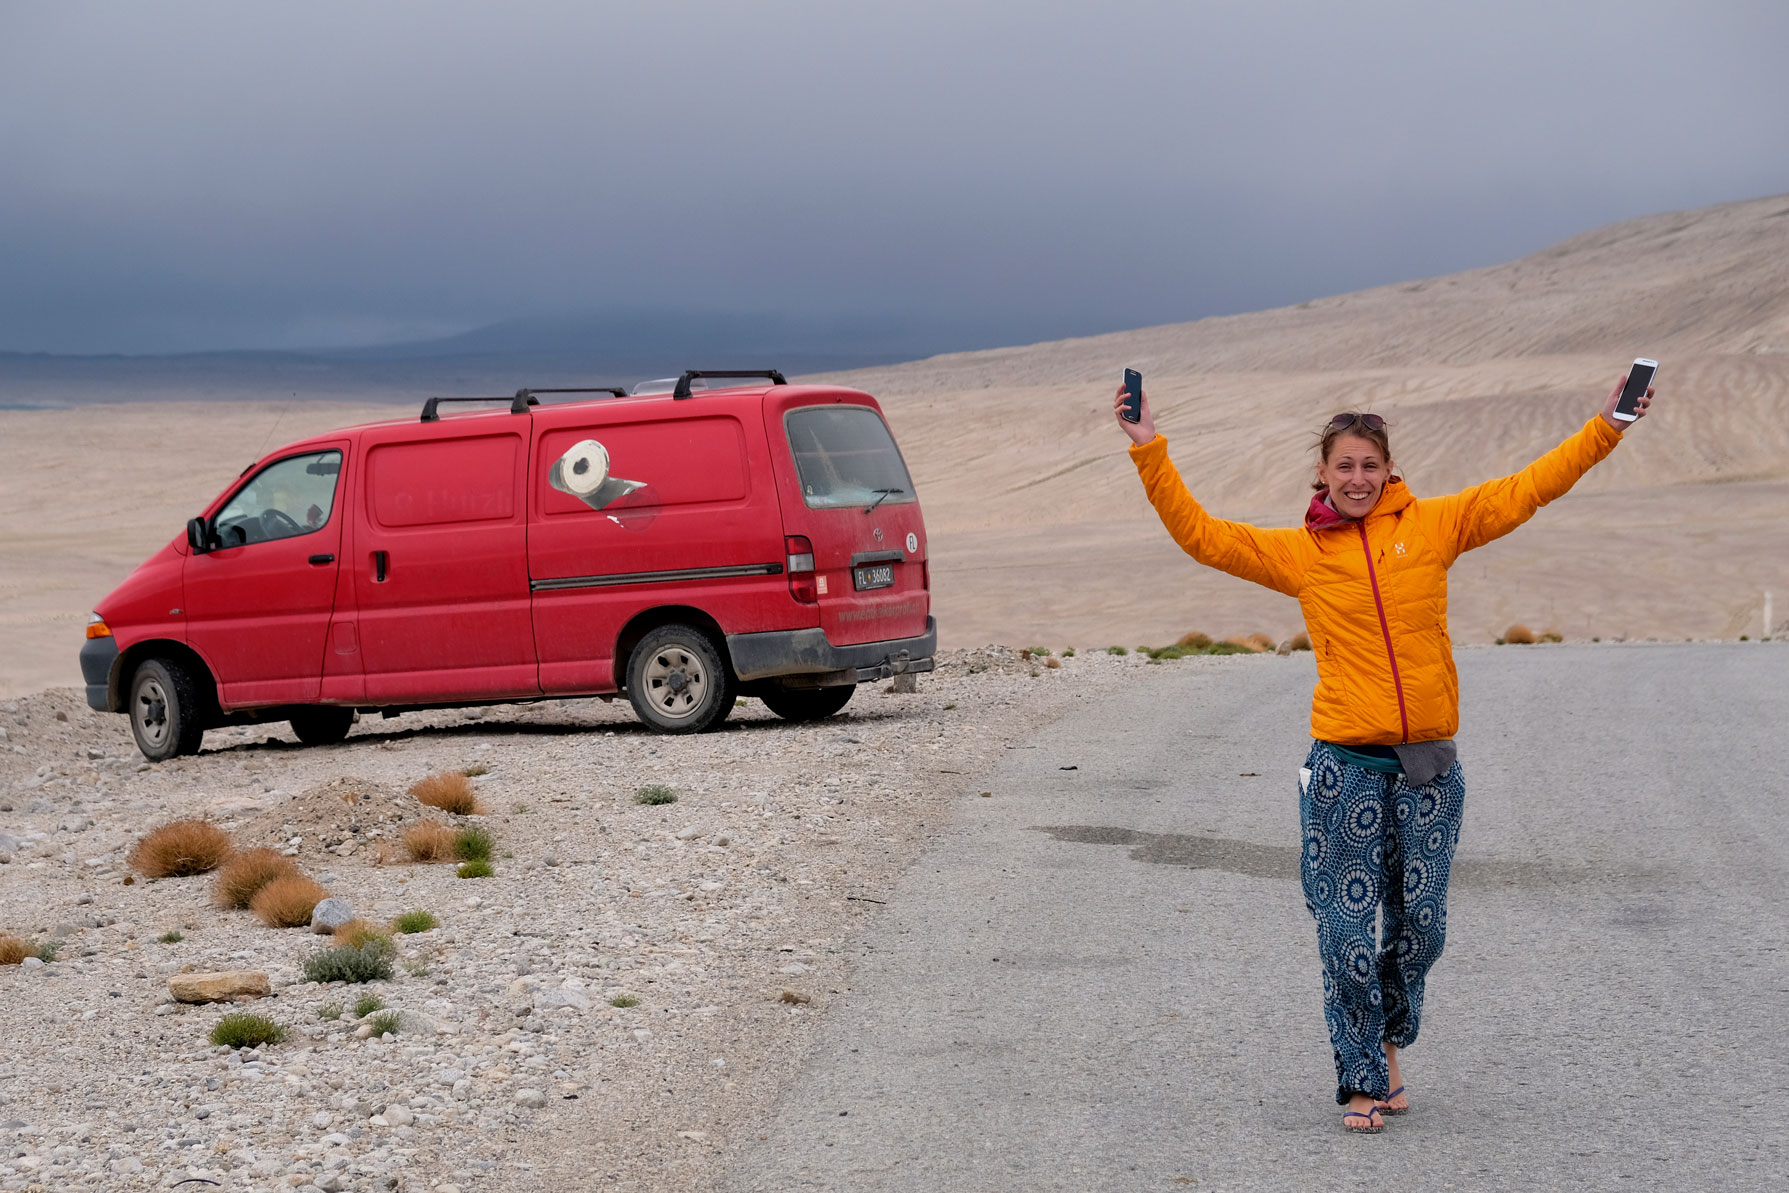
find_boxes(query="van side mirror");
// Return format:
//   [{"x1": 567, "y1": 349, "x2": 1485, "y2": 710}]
[{"x1": 186, "y1": 517, "x2": 212, "y2": 554}]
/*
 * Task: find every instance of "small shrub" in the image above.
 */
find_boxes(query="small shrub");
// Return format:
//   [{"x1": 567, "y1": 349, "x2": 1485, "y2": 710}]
[
  {"x1": 158, "y1": 930, "x2": 184, "y2": 944},
  {"x1": 1243, "y1": 633, "x2": 1277, "y2": 653},
  {"x1": 1025, "y1": 646, "x2": 1052, "y2": 658},
  {"x1": 213, "y1": 847, "x2": 298, "y2": 909},
  {"x1": 1503, "y1": 624, "x2": 1536, "y2": 645},
  {"x1": 1061, "y1": 647, "x2": 1075, "y2": 658},
  {"x1": 402, "y1": 820, "x2": 457, "y2": 863},
  {"x1": 1107, "y1": 645, "x2": 1128, "y2": 656},
  {"x1": 1592, "y1": 637, "x2": 1601, "y2": 643},
  {"x1": 301, "y1": 941, "x2": 395, "y2": 984},
  {"x1": 460, "y1": 763, "x2": 491, "y2": 777},
  {"x1": 210, "y1": 1012, "x2": 286, "y2": 1049},
  {"x1": 332, "y1": 919, "x2": 392, "y2": 952},
  {"x1": 318, "y1": 1002, "x2": 343, "y2": 1021},
  {"x1": 609, "y1": 994, "x2": 640, "y2": 1008},
  {"x1": 941, "y1": 702, "x2": 957, "y2": 711},
  {"x1": 1287, "y1": 632, "x2": 1313, "y2": 652},
  {"x1": 1539, "y1": 628, "x2": 1563, "y2": 643},
  {"x1": 634, "y1": 784, "x2": 677, "y2": 806},
  {"x1": 249, "y1": 874, "x2": 328, "y2": 928},
  {"x1": 1740, "y1": 635, "x2": 1749, "y2": 641},
  {"x1": 353, "y1": 992, "x2": 385, "y2": 1018},
  {"x1": 457, "y1": 859, "x2": 494, "y2": 879},
  {"x1": 0, "y1": 934, "x2": 27, "y2": 965},
  {"x1": 129, "y1": 819, "x2": 233, "y2": 878},
  {"x1": 404, "y1": 958, "x2": 432, "y2": 977},
  {"x1": 1176, "y1": 631, "x2": 1213, "y2": 649},
  {"x1": 410, "y1": 772, "x2": 482, "y2": 815},
  {"x1": 366, "y1": 1010, "x2": 401, "y2": 1037},
  {"x1": 453, "y1": 825, "x2": 494, "y2": 862},
  {"x1": 1044, "y1": 657, "x2": 1061, "y2": 670},
  {"x1": 394, "y1": 910, "x2": 438, "y2": 934},
  {"x1": 32, "y1": 940, "x2": 60, "y2": 963}
]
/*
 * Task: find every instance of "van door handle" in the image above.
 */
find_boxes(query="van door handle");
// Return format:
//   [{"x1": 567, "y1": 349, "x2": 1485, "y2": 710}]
[
  {"x1": 308, "y1": 553, "x2": 335, "y2": 566},
  {"x1": 373, "y1": 551, "x2": 389, "y2": 582}
]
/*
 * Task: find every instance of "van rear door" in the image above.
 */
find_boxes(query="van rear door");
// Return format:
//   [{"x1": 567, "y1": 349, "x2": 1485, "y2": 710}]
[{"x1": 769, "y1": 397, "x2": 929, "y2": 647}]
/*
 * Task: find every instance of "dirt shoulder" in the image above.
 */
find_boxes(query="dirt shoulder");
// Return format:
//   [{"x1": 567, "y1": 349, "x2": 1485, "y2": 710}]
[{"x1": 0, "y1": 647, "x2": 1139, "y2": 1193}]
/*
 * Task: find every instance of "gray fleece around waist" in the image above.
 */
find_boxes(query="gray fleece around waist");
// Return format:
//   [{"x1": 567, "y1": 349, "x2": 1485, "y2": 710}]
[{"x1": 1392, "y1": 740, "x2": 1458, "y2": 787}]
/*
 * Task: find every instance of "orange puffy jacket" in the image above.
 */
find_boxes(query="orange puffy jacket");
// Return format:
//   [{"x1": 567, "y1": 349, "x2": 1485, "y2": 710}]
[{"x1": 1130, "y1": 415, "x2": 1623, "y2": 745}]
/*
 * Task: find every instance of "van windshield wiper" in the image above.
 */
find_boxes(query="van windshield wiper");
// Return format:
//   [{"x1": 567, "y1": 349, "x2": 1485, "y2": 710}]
[{"x1": 864, "y1": 487, "x2": 904, "y2": 513}]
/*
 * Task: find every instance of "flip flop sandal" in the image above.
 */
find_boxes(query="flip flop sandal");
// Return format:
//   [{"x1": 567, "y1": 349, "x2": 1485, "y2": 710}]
[
  {"x1": 1342, "y1": 1107, "x2": 1384, "y2": 1134},
  {"x1": 1375, "y1": 1085, "x2": 1409, "y2": 1116}
]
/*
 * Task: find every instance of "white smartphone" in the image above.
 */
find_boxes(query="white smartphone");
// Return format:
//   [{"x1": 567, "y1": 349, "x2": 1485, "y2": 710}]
[{"x1": 1612, "y1": 358, "x2": 1657, "y2": 423}]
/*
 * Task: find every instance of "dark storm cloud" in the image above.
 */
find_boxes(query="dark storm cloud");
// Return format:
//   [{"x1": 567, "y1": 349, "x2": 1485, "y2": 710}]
[{"x1": 2, "y1": 0, "x2": 1786, "y2": 353}]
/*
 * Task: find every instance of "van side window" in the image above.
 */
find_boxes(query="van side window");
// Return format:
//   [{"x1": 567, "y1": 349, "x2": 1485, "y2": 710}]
[
  {"x1": 784, "y1": 407, "x2": 916, "y2": 510},
  {"x1": 214, "y1": 451, "x2": 343, "y2": 548},
  {"x1": 368, "y1": 435, "x2": 522, "y2": 527}
]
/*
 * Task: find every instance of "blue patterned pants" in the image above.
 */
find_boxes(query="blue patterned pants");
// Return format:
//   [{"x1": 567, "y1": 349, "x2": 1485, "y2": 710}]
[{"x1": 1299, "y1": 740, "x2": 1465, "y2": 1104}]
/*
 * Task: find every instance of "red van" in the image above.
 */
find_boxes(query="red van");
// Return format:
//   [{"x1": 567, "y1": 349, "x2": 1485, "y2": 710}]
[{"x1": 80, "y1": 371, "x2": 935, "y2": 760}]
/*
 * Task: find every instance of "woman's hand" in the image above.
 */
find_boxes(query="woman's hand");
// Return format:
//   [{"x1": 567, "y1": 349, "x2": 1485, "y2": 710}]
[
  {"x1": 1113, "y1": 384, "x2": 1157, "y2": 446},
  {"x1": 1599, "y1": 373, "x2": 1655, "y2": 430}
]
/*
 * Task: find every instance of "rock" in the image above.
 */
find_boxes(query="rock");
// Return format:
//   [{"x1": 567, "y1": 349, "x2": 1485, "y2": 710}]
[
  {"x1": 677, "y1": 1130, "x2": 708, "y2": 1141},
  {"x1": 21, "y1": 956, "x2": 44, "y2": 970},
  {"x1": 777, "y1": 962, "x2": 811, "y2": 975},
  {"x1": 380, "y1": 1105, "x2": 415, "y2": 1127},
  {"x1": 514, "y1": 1088, "x2": 548, "y2": 1109},
  {"x1": 394, "y1": 1009, "x2": 441, "y2": 1035},
  {"x1": 168, "y1": 970, "x2": 270, "y2": 1003},
  {"x1": 537, "y1": 987, "x2": 590, "y2": 1011},
  {"x1": 309, "y1": 898, "x2": 355, "y2": 934},
  {"x1": 673, "y1": 827, "x2": 704, "y2": 841}
]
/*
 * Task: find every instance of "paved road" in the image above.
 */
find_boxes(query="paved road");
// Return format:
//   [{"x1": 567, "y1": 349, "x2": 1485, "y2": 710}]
[{"x1": 723, "y1": 645, "x2": 1788, "y2": 1193}]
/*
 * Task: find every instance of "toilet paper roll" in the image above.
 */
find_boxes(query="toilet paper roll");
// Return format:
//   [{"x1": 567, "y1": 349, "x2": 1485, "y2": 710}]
[{"x1": 555, "y1": 439, "x2": 610, "y2": 496}]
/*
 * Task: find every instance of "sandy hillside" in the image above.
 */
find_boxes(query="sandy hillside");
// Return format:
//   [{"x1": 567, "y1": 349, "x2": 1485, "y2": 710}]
[{"x1": 4, "y1": 195, "x2": 1789, "y2": 697}]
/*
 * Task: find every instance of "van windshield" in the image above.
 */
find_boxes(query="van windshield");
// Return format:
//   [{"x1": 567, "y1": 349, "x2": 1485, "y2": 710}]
[{"x1": 785, "y1": 406, "x2": 916, "y2": 510}]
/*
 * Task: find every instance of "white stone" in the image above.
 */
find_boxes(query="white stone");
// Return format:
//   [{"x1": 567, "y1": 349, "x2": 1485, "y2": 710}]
[
  {"x1": 309, "y1": 898, "x2": 355, "y2": 933},
  {"x1": 514, "y1": 1088, "x2": 548, "y2": 1109}
]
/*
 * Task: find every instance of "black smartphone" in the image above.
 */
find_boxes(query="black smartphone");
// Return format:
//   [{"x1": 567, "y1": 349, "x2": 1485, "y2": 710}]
[
  {"x1": 1122, "y1": 368, "x2": 1143, "y2": 423},
  {"x1": 1613, "y1": 357, "x2": 1657, "y2": 423}
]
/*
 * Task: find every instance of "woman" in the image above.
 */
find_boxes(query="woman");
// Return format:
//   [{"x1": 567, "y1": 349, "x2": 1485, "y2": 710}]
[{"x1": 1114, "y1": 375, "x2": 1653, "y2": 1132}]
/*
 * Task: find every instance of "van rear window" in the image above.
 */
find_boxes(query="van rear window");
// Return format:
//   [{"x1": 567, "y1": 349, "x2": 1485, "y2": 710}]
[{"x1": 784, "y1": 406, "x2": 916, "y2": 510}]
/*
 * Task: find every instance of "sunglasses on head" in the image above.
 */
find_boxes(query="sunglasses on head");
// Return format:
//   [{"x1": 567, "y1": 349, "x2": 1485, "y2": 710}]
[{"x1": 1328, "y1": 411, "x2": 1385, "y2": 433}]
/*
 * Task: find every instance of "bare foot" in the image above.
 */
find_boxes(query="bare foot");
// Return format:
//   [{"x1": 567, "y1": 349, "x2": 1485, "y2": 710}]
[
  {"x1": 1342, "y1": 1092, "x2": 1384, "y2": 1133},
  {"x1": 1377, "y1": 1043, "x2": 1410, "y2": 1113}
]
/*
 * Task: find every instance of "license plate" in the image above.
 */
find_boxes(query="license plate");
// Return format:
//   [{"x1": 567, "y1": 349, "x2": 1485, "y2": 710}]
[{"x1": 853, "y1": 563, "x2": 895, "y2": 591}]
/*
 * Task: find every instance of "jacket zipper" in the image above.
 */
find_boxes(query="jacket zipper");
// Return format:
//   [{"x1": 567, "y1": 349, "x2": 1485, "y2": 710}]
[{"x1": 1357, "y1": 520, "x2": 1410, "y2": 743}]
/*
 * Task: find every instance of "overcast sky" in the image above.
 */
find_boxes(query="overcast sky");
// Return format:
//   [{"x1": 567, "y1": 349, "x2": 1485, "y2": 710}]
[{"x1": 3, "y1": 1, "x2": 1787, "y2": 355}]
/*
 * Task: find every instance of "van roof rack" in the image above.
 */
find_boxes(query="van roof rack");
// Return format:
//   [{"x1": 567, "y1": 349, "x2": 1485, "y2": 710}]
[
  {"x1": 419, "y1": 386, "x2": 627, "y2": 423},
  {"x1": 673, "y1": 369, "x2": 786, "y2": 399}
]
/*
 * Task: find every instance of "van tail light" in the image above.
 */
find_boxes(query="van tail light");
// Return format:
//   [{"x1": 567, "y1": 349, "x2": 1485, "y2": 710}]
[
  {"x1": 86, "y1": 615, "x2": 112, "y2": 640},
  {"x1": 785, "y1": 535, "x2": 818, "y2": 604}
]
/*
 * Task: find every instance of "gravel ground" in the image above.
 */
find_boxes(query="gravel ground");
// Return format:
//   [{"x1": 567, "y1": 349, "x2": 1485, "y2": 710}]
[{"x1": 0, "y1": 646, "x2": 1138, "y2": 1193}]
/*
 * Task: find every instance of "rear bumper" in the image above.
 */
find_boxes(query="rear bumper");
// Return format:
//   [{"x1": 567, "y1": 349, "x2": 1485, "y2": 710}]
[
  {"x1": 80, "y1": 636, "x2": 119, "y2": 712},
  {"x1": 726, "y1": 617, "x2": 937, "y2": 686}
]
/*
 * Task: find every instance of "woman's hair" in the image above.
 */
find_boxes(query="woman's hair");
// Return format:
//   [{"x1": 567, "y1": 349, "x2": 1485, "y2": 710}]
[{"x1": 1312, "y1": 414, "x2": 1393, "y2": 491}]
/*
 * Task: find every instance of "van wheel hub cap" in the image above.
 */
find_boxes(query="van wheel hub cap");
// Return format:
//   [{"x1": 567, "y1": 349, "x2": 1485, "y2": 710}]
[
  {"x1": 645, "y1": 648, "x2": 707, "y2": 719},
  {"x1": 135, "y1": 680, "x2": 171, "y2": 747}
]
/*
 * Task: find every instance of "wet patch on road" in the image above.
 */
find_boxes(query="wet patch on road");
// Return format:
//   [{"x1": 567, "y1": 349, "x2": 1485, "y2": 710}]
[{"x1": 1034, "y1": 825, "x2": 1670, "y2": 890}]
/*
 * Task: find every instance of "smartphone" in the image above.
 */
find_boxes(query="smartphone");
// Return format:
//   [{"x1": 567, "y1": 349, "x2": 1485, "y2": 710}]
[
  {"x1": 1612, "y1": 358, "x2": 1657, "y2": 422},
  {"x1": 1122, "y1": 368, "x2": 1143, "y2": 423}
]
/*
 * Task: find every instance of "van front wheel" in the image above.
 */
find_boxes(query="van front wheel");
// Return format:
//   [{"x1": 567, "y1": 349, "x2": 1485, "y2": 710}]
[
  {"x1": 289, "y1": 706, "x2": 355, "y2": 746},
  {"x1": 626, "y1": 625, "x2": 734, "y2": 734},
  {"x1": 129, "y1": 658, "x2": 206, "y2": 761},
  {"x1": 760, "y1": 683, "x2": 855, "y2": 722}
]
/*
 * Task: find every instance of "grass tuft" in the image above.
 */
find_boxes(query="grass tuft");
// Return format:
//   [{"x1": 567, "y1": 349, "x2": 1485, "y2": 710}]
[
  {"x1": 1061, "y1": 647, "x2": 1075, "y2": 657},
  {"x1": 1141, "y1": 638, "x2": 1256, "y2": 660},
  {"x1": 410, "y1": 772, "x2": 483, "y2": 815},
  {"x1": 1024, "y1": 646, "x2": 1052, "y2": 658},
  {"x1": 1287, "y1": 632, "x2": 1313, "y2": 652},
  {"x1": 1502, "y1": 624, "x2": 1536, "y2": 645},
  {"x1": 0, "y1": 934, "x2": 27, "y2": 965},
  {"x1": 457, "y1": 859, "x2": 494, "y2": 879},
  {"x1": 453, "y1": 825, "x2": 494, "y2": 862},
  {"x1": 634, "y1": 784, "x2": 678, "y2": 806},
  {"x1": 249, "y1": 874, "x2": 328, "y2": 929},
  {"x1": 1176, "y1": 631, "x2": 1213, "y2": 649},
  {"x1": 332, "y1": 919, "x2": 393, "y2": 952},
  {"x1": 394, "y1": 910, "x2": 438, "y2": 934},
  {"x1": 366, "y1": 1010, "x2": 401, "y2": 1037},
  {"x1": 129, "y1": 819, "x2": 233, "y2": 878},
  {"x1": 460, "y1": 763, "x2": 491, "y2": 777},
  {"x1": 210, "y1": 1012, "x2": 286, "y2": 1049},
  {"x1": 1539, "y1": 628, "x2": 1564, "y2": 643},
  {"x1": 1242, "y1": 633, "x2": 1278, "y2": 653},
  {"x1": 300, "y1": 940, "x2": 395, "y2": 984},
  {"x1": 353, "y1": 991, "x2": 385, "y2": 1018},
  {"x1": 1044, "y1": 657, "x2": 1062, "y2": 670},
  {"x1": 608, "y1": 994, "x2": 640, "y2": 1008},
  {"x1": 402, "y1": 820, "x2": 458, "y2": 863},
  {"x1": 1106, "y1": 645, "x2": 1128, "y2": 656},
  {"x1": 404, "y1": 957, "x2": 432, "y2": 977},
  {"x1": 317, "y1": 1002, "x2": 343, "y2": 1021},
  {"x1": 33, "y1": 940, "x2": 59, "y2": 962},
  {"x1": 158, "y1": 930, "x2": 184, "y2": 944},
  {"x1": 213, "y1": 847, "x2": 298, "y2": 909}
]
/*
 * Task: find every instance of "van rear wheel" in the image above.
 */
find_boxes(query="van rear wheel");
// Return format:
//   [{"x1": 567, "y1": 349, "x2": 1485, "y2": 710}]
[
  {"x1": 289, "y1": 706, "x2": 355, "y2": 746},
  {"x1": 129, "y1": 658, "x2": 206, "y2": 761},
  {"x1": 760, "y1": 683, "x2": 855, "y2": 722},
  {"x1": 626, "y1": 625, "x2": 734, "y2": 734}
]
